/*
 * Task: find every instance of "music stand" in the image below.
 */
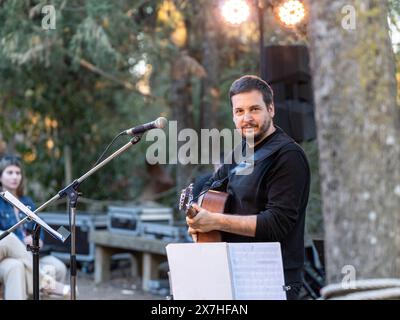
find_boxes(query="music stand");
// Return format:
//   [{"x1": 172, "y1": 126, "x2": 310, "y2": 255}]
[{"x1": 0, "y1": 191, "x2": 70, "y2": 300}]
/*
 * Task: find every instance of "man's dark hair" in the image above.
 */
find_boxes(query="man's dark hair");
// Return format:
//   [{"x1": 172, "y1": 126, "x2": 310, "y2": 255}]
[{"x1": 229, "y1": 75, "x2": 274, "y2": 108}]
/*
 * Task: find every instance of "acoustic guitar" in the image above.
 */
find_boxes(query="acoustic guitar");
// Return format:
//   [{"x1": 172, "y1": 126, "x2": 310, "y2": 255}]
[{"x1": 179, "y1": 183, "x2": 229, "y2": 242}]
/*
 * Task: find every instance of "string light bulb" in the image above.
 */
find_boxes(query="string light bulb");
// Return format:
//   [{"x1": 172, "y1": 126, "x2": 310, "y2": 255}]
[
  {"x1": 221, "y1": 0, "x2": 250, "y2": 25},
  {"x1": 276, "y1": 0, "x2": 306, "y2": 27}
]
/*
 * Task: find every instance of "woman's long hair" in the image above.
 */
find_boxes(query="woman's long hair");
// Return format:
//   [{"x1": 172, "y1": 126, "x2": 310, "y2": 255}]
[{"x1": 0, "y1": 155, "x2": 25, "y2": 197}]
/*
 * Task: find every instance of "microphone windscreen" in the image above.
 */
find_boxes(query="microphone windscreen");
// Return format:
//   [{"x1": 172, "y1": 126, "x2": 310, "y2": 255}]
[{"x1": 155, "y1": 117, "x2": 168, "y2": 129}]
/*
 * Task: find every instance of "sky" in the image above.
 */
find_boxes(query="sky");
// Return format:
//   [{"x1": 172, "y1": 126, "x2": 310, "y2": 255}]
[{"x1": 389, "y1": 16, "x2": 400, "y2": 52}]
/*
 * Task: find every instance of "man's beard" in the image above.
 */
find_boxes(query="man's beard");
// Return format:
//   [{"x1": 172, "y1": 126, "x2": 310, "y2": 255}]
[
  {"x1": 241, "y1": 118, "x2": 272, "y2": 145},
  {"x1": 246, "y1": 118, "x2": 272, "y2": 143}
]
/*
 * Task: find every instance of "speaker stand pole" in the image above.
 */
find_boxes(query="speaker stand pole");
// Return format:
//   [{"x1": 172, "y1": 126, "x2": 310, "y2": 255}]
[{"x1": 257, "y1": 0, "x2": 265, "y2": 77}]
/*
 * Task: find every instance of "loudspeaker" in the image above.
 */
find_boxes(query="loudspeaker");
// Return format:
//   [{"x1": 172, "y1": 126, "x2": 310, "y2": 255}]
[
  {"x1": 262, "y1": 45, "x2": 311, "y2": 85},
  {"x1": 274, "y1": 100, "x2": 316, "y2": 142},
  {"x1": 262, "y1": 45, "x2": 316, "y2": 142},
  {"x1": 268, "y1": 81, "x2": 313, "y2": 104}
]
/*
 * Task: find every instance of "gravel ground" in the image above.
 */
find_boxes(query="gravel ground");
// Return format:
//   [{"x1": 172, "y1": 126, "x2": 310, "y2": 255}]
[
  {"x1": 47, "y1": 262, "x2": 168, "y2": 300},
  {"x1": 73, "y1": 273, "x2": 164, "y2": 300},
  {"x1": 1, "y1": 256, "x2": 168, "y2": 300}
]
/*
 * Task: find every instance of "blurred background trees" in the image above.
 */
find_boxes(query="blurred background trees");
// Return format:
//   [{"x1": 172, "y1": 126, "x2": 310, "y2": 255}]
[{"x1": 0, "y1": 0, "x2": 258, "y2": 211}]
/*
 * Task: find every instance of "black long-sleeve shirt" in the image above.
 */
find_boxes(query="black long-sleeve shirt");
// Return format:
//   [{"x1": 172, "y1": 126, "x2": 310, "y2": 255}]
[{"x1": 202, "y1": 126, "x2": 310, "y2": 285}]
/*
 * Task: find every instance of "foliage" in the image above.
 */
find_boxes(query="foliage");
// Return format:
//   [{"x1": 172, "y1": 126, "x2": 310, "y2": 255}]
[{"x1": 0, "y1": 0, "x2": 165, "y2": 205}]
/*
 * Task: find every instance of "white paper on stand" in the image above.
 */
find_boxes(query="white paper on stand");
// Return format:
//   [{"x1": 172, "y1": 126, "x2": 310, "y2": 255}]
[
  {"x1": 0, "y1": 191, "x2": 66, "y2": 241},
  {"x1": 166, "y1": 242, "x2": 233, "y2": 300},
  {"x1": 228, "y1": 242, "x2": 286, "y2": 300}
]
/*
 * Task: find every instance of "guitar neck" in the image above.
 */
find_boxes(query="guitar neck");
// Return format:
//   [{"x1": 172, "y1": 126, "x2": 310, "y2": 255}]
[{"x1": 186, "y1": 206, "x2": 197, "y2": 219}]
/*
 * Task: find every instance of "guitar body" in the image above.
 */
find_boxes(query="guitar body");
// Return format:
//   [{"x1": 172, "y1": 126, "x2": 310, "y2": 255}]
[{"x1": 179, "y1": 184, "x2": 229, "y2": 243}]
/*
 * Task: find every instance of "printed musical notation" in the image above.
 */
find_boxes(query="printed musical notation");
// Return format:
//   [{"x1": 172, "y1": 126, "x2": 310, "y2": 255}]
[{"x1": 228, "y1": 243, "x2": 286, "y2": 300}]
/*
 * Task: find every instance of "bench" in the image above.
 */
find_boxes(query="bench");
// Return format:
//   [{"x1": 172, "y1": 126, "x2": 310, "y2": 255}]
[{"x1": 89, "y1": 230, "x2": 173, "y2": 291}]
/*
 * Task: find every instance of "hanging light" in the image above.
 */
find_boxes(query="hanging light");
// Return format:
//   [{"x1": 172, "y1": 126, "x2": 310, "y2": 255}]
[
  {"x1": 220, "y1": 0, "x2": 250, "y2": 25},
  {"x1": 276, "y1": 0, "x2": 306, "y2": 27}
]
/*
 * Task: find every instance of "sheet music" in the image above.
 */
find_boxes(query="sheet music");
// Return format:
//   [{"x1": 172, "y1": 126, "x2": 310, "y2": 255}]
[
  {"x1": 0, "y1": 191, "x2": 66, "y2": 241},
  {"x1": 166, "y1": 243, "x2": 234, "y2": 300},
  {"x1": 228, "y1": 242, "x2": 286, "y2": 300}
]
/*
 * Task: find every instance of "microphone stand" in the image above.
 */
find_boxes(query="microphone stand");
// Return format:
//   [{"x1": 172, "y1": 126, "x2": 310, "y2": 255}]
[
  {"x1": 0, "y1": 134, "x2": 142, "y2": 300},
  {"x1": 54, "y1": 134, "x2": 143, "y2": 300}
]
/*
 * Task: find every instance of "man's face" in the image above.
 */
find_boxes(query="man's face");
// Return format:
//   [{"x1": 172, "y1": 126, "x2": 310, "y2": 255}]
[{"x1": 232, "y1": 90, "x2": 274, "y2": 143}]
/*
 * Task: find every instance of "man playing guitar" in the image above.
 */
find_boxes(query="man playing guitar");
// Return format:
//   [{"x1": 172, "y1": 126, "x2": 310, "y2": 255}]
[{"x1": 183, "y1": 75, "x2": 311, "y2": 300}]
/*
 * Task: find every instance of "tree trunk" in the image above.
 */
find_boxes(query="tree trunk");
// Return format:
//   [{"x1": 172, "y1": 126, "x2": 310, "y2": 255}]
[{"x1": 308, "y1": 0, "x2": 400, "y2": 283}]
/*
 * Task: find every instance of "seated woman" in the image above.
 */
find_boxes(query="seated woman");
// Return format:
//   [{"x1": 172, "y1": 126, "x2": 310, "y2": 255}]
[
  {"x1": 0, "y1": 230, "x2": 70, "y2": 299},
  {"x1": 0, "y1": 155, "x2": 69, "y2": 299}
]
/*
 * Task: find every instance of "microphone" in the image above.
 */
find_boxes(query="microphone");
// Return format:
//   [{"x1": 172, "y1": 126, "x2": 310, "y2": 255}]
[{"x1": 123, "y1": 117, "x2": 167, "y2": 136}]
